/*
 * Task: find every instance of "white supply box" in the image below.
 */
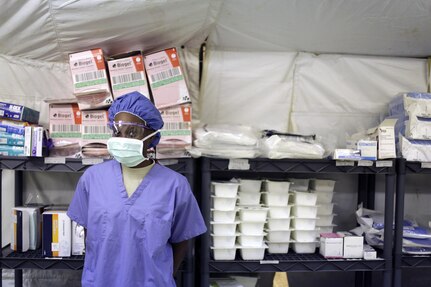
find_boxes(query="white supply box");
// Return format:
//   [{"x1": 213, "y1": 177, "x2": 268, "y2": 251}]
[
  {"x1": 144, "y1": 47, "x2": 191, "y2": 109},
  {"x1": 42, "y1": 211, "x2": 71, "y2": 257},
  {"x1": 357, "y1": 140, "x2": 377, "y2": 160},
  {"x1": 81, "y1": 110, "x2": 111, "y2": 158},
  {"x1": 370, "y1": 118, "x2": 397, "y2": 159},
  {"x1": 108, "y1": 52, "x2": 150, "y2": 99},
  {"x1": 49, "y1": 103, "x2": 82, "y2": 157},
  {"x1": 319, "y1": 233, "x2": 343, "y2": 258},
  {"x1": 338, "y1": 232, "x2": 364, "y2": 259},
  {"x1": 157, "y1": 104, "x2": 192, "y2": 159},
  {"x1": 72, "y1": 221, "x2": 85, "y2": 255},
  {"x1": 69, "y1": 49, "x2": 113, "y2": 109}
]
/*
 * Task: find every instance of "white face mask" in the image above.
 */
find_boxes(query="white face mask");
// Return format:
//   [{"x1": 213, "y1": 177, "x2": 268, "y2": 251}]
[{"x1": 107, "y1": 130, "x2": 160, "y2": 167}]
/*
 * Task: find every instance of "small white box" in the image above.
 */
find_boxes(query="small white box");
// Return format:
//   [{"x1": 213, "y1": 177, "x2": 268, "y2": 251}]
[
  {"x1": 363, "y1": 245, "x2": 377, "y2": 260},
  {"x1": 238, "y1": 191, "x2": 261, "y2": 206},
  {"x1": 376, "y1": 118, "x2": 397, "y2": 159},
  {"x1": 358, "y1": 140, "x2": 377, "y2": 161},
  {"x1": 319, "y1": 233, "x2": 343, "y2": 258},
  {"x1": 72, "y1": 221, "x2": 85, "y2": 255},
  {"x1": 239, "y1": 179, "x2": 262, "y2": 193},
  {"x1": 42, "y1": 211, "x2": 71, "y2": 257},
  {"x1": 212, "y1": 182, "x2": 239, "y2": 198},
  {"x1": 239, "y1": 244, "x2": 267, "y2": 260},
  {"x1": 211, "y1": 246, "x2": 237, "y2": 260},
  {"x1": 340, "y1": 233, "x2": 364, "y2": 258}
]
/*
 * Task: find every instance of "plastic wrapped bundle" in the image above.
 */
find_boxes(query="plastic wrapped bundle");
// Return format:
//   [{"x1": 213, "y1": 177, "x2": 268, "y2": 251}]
[
  {"x1": 400, "y1": 135, "x2": 431, "y2": 162},
  {"x1": 389, "y1": 92, "x2": 431, "y2": 119},
  {"x1": 261, "y1": 133, "x2": 326, "y2": 159}
]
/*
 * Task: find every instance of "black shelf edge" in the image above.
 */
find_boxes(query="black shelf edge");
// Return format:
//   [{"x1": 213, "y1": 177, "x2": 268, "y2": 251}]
[
  {"x1": 404, "y1": 161, "x2": 431, "y2": 174},
  {"x1": 0, "y1": 156, "x2": 193, "y2": 174},
  {"x1": 205, "y1": 158, "x2": 396, "y2": 174},
  {"x1": 401, "y1": 255, "x2": 431, "y2": 268},
  {"x1": 209, "y1": 253, "x2": 386, "y2": 273}
]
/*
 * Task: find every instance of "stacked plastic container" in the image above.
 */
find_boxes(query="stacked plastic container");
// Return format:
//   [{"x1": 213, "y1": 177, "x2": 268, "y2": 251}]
[
  {"x1": 210, "y1": 181, "x2": 240, "y2": 260},
  {"x1": 263, "y1": 180, "x2": 292, "y2": 254},
  {"x1": 237, "y1": 179, "x2": 268, "y2": 260},
  {"x1": 310, "y1": 179, "x2": 337, "y2": 234},
  {"x1": 288, "y1": 178, "x2": 319, "y2": 254}
]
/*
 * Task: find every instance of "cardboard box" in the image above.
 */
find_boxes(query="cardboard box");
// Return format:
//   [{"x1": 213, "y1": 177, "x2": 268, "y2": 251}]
[
  {"x1": 42, "y1": 211, "x2": 71, "y2": 257},
  {"x1": 338, "y1": 232, "x2": 364, "y2": 258},
  {"x1": 108, "y1": 51, "x2": 150, "y2": 99},
  {"x1": 11, "y1": 208, "x2": 30, "y2": 252},
  {"x1": 31, "y1": 127, "x2": 43, "y2": 157},
  {"x1": 81, "y1": 110, "x2": 111, "y2": 158},
  {"x1": 0, "y1": 132, "x2": 25, "y2": 146},
  {"x1": 0, "y1": 102, "x2": 39, "y2": 124},
  {"x1": 0, "y1": 145, "x2": 25, "y2": 156},
  {"x1": 357, "y1": 140, "x2": 377, "y2": 160},
  {"x1": 377, "y1": 119, "x2": 397, "y2": 159},
  {"x1": 144, "y1": 47, "x2": 191, "y2": 108},
  {"x1": 13, "y1": 207, "x2": 44, "y2": 250},
  {"x1": 49, "y1": 103, "x2": 82, "y2": 157},
  {"x1": 157, "y1": 104, "x2": 192, "y2": 159},
  {"x1": 319, "y1": 233, "x2": 343, "y2": 258},
  {"x1": 72, "y1": 221, "x2": 85, "y2": 255},
  {"x1": 69, "y1": 48, "x2": 113, "y2": 110},
  {"x1": 333, "y1": 149, "x2": 361, "y2": 161},
  {"x1": 363, "y1": 244, "x2": 377, "y2": 260},
  {"x1": 24, "y1": 126, "x2": 32, "y2": 156}
]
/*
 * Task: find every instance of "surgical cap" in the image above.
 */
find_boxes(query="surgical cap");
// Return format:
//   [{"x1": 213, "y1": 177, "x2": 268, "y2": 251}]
[{"x1": 108, "y1": 92, "x2": 164, "y2": 147}]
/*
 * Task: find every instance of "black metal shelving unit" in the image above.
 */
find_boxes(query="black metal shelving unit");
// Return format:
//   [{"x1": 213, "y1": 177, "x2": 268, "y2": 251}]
[
  {"x1": 393, "y1": 159, "x2": 431, "y2": 287},
  {"x1": 0, "y1": 156, "x2": 195, "y2": 287},
  {"x1": 199, "y1": 157, "x2": 396, "y2": 287}
]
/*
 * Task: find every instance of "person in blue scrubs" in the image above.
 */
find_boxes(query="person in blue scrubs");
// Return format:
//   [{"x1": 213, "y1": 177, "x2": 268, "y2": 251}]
[{"x1": 67, "y1": 92, "x2": 207, "y2": 287}]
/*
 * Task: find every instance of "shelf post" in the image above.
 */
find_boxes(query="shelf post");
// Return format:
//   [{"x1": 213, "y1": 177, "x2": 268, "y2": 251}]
[
  {"x1": 383, "y1": 172, "x2": 396, "y2": 287},
  {"x1": 393, "y1": 158, "x2": 406, "y2": 287}
]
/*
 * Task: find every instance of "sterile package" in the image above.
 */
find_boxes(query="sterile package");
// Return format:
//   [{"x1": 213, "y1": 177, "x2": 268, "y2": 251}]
[
  {"x1": 194, "y1": 124, "x2": 260, "y2": 147},
  {"x1": 261, "y1": 134, "x2": 325, "y2": 159},
  {"x1": 42, "y1": 211, "x2": 71, "y2": 257},
  {"x1": 143, "y1": 47, "x2": 190, "y2": 109},
  {"x1": 187, "y1": 146, "x2": 261, "y2": 159},
  {"x1": 402, "y1": 246, "x2": 431, "y2": 255},
  {"x1": 72, "y1": 221, "x2": 85, "y2": 255},
  {"x1": 406, "y1": 115, "x2": 431, "y2": 140},
  {"x1": 48, "y1": 103, "x2": 82, "y2": 158},
  {"x1": 400, "y1": 135, "x2": 431, "y2": 162},
  {"x1": 389, "y1": 92, "x2": 431, "y2": 119},
  {"x1": 332, "y1": 149, "x2": 361, "y2": 161},
  {"x1": 81, "y1": 110, "x2": 111, "y2": 158},
  {"x1": 157, "y1": 104, "x2": 192, "y2": 159},
  {"x1": 0, "y1": 102, "x2": 39, "y2": 124},
  {"x1": 11, "y1": 208, "x2": 30, "y2": 252},
  {"x1": 107, "y1": 51, "x2": 150, "y2": 99}
]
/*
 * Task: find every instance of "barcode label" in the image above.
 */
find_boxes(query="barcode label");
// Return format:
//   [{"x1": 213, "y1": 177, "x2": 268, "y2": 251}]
[
  {"x1": 150, "y1": 67, "x2": 180, "y2": 83},
  {"x1": 75, "y1": 70, "x2": 106, "y2": 83},
  {"x1": 164, "y1": 122, "x2": 190, "y2": 130},
  {"x1": 112, "y1": 73, "x2": 142, "y2": 84},
  {"x1": 51, "y1": 124, "x2": 81, "y2": 132},
  {"x1": 83, "y1": 125, "x2": 110, "y2": 134}
]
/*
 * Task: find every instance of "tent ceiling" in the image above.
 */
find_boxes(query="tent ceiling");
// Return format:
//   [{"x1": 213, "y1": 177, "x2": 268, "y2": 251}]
[{"x1": 0, "y1": 0, "x2": 431, "y2": 63}]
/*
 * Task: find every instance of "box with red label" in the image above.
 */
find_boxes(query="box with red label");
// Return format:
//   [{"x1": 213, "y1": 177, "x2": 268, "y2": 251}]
[
  {"x1": 49, "y1": 103, "x2": 82, "y2": 157},
  {"x1": 144, "y1": 47, "x2": 191, "y2": 109},
  {"x1": 108, "y1": 51, "x2": 150, "y2": 99},
  {"x1": 81, "y1": 110, "x2": 111, "y2": 158},
  {"x1": 69, "y1": 48, "x2": 113, "y2": 110},
  {"x1": 157, "y1": 104, "x2": 192, "y2": 159}
]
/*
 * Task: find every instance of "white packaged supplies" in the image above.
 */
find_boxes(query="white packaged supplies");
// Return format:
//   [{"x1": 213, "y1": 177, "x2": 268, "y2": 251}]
[
  {"x1": 400, "y1": 135, "x2": 431, "y2": 162},
  {"x1": 211, "y1": 196, "x2": 238, "y2": 211},
  {"x1": 239, "y1": 179, "x2": 262, "y2": 193},
  {"x1": 309, "y1": 179, "x2": 336, "y2": 192},
  {"x1": 316, "y1": 214, "x2": 336, "y2": 226},
  {"x1": 406, "y1": 115, "x2": 431, "y2": 140},
  {"x1": 238, "y1": 233, "x2": 267, "y2": 247},
  {"x1": 267, "y1": 242, "x2": 291, "y2": 254},
  {"x1": 311, "y1": 190, "x2": 335, "y2": 204},
  {"x1": 211, "y1": 234, "x2": 238, "y2": 248},
  {"x1": 317, "y1": 203, "x2": 335, "y2": 215},
  {"x1": 265, "y1": 229, "x2": 292, "y2": 242},
  {"x1": 237, "y1": 191, "x2": 261, "y2": 206},
  {"x1": 292, "y1": 230, "x2": 319, "y2": 242},
  {"x1": 389, "y1": 92, "x2": 431, "y2": 119},
  {"x1": 261, "y1": 135, "x2": 325, "y2": 159},
  {"x1": 292, "y1": 205, "x2": 318, "y2": 218},
  {"x1": 238, "y1": 221, "x2": 266, "y2": 235},
  {"x1": 264, "y1": 180, "x2": 291, "y2": 192},
  {"x1": 238, "y1": 207, "x2": 268, "y2": 222},
  {"x1": 210, "y1": 221, "x2": 239, "y2": 236},
  {"x1": 266, "y1": 218, "x2": 291, "y2": 230},
  {"x1": 289, "y1": 191, "x2": 318, "y2": 206},
  {"x1": 211, "y1": 246, "x2": 237, "y2": 260},
  {"x1": 72, "y1": 221, "x2": 85, "y2": 255},
  {"x1": 212, "y1": 181, "x2": 240, "y2": 198},
  {"x1": 267, "y1": 205, "x2": 292, "y2": 219},
  {"x1": 292, "y1": 241, "x2": 318, "y2": 254},
  {"x1": 194, "y1": 124, "x2": 260, "y2": 146},
  {"x1": 288, "y1": 178, "x2": 310, "y2": 191},
  {"x1": 292, "y1": 217, "x2": 318, "y2": 230},
  {"x1": 211, "y1": 209, "x2": 238, "y2": 223},
  {"x1": 261, "y1": 192, "x2": 290, "y2": 206}
]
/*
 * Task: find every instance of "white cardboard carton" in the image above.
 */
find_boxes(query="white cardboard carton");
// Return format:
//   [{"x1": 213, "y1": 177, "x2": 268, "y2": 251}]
[
  {"x1": 157, "y1": 104, "x2": 192, "y2": 159},
  {"x1": 108, "y1": 52, "x2": 150, "y2": 99},
  {"x1": 144, "y1": 47, "x2": 191, "y2": 108},
  {"x1": 81, "y1": 110, "x2": 111, "y2": 158},
  {"x1": 72, "y1": 221, "x2": 85, "y2": 255},
  {"x1": 42, "y1": 211, "x2": 71, "y2": 257},
  {"x1": 319, "y1": 233, "x2": 343, "y2": 258}
]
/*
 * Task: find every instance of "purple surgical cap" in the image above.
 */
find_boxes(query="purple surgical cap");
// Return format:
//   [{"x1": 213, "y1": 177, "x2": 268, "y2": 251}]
[{"x1": 108, "y1": 92, "x2": 164, "y2": 147}]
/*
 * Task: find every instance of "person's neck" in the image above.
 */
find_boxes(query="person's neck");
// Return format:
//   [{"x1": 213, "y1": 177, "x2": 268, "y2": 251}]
[{"x1": 130, "y1": 158, "x2": 154, "y2": 169}]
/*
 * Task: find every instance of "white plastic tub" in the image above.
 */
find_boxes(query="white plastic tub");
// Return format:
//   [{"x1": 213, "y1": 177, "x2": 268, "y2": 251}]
[
  {"x1": 211, "y1": 246, "x2": 237, "y2": 260},
  {"x1": 292, "y1": 217, "x2": 317, "y2": 230},
  {"x1": 261, "y1": 192, "x2": 290, "y2": 206},
  {"x1": 210, "y1": 221, "x2": 239, "y2": 235},
  {"x1": 237, "y1": 233, "x2": 266, "y2": 247},
  {"x1": 290, "y1": 191, "x2": 318, "y2": 206},
  {"x1": 267, "y1": 242, "x2": 291, "y2": 254},
  {"x1": 311, "y1": 190, "x2": 335, "y2": 204},
  {"x1": 310, "y1": 179, "x2": 336, "y2": 192},
  {"x1": 316, "y1": 214, "x2": 335, "y2": 226},
  {"x1": 317, "y1": 225, "x2": 336, "y2": 234},
  {"x1": 292, "y1": 242, "x2": 318, "y2": 254},
  {"x1": 317, "y1": 203, "x2": 334, "y2": 215},
  {"x1": 265, "y1": 230, "x2": 291, "y2": 242},
  {"x1": 239, "y1": 179, "x2": 262, "y2": 193},
  {"x1": 266, "y1": 218, "x2": 291, "y2": 230},
  {"x1": 265, "y1": 180, "x2": 291, "y2": 192},
  {"x1": 211, "y1": 234, "x2": 237, "y2": 248},
  {"x1": 267, "y1": 205, "x2": 292, "y2": 219},
  {"x1": 211, "y1": 196, "x2": 238, "y2": 211},
  {"x1": 292, "y1": 205, "x2": 318, "y2": 218},
  {"x1": 238, "y1": 221, "x2": 266, "y2": 235},
  {"x1": 239, "y1": 244, "x2": 268, "y2": 260},
  {"x1": 239, "y1": 207, "x2": 268, "y2": 222},
  {"x1": 288, "y1": 178, "x2": 310, "y2": 191},
  {"x1": 292, "y1": 230, "x2": 318, "y2": 242},
  {"x1": 211, "y1": 181, "x2": 240, "y2": 197},
  {"x1": 237, "y1": 191, "x2": 261, "y2": 206},
  {"x1": 211, "y1": 209, "x2": 238, "y2": 222}
]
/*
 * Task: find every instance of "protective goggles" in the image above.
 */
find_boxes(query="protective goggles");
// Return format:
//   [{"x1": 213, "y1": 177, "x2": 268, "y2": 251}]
[{"x1": 107, "y1": 121, "x2": 151, "y2": 139}]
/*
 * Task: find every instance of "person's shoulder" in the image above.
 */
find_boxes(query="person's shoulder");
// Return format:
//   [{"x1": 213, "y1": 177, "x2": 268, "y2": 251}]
[{"x1": 154, "y1": 163, "x2": 188, "y2": 183}]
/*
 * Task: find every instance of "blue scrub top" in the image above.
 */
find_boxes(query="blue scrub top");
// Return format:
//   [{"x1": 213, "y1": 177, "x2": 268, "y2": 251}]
[{"x1": 67, "y1": 160, "x2": 207, "y2": 287}]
